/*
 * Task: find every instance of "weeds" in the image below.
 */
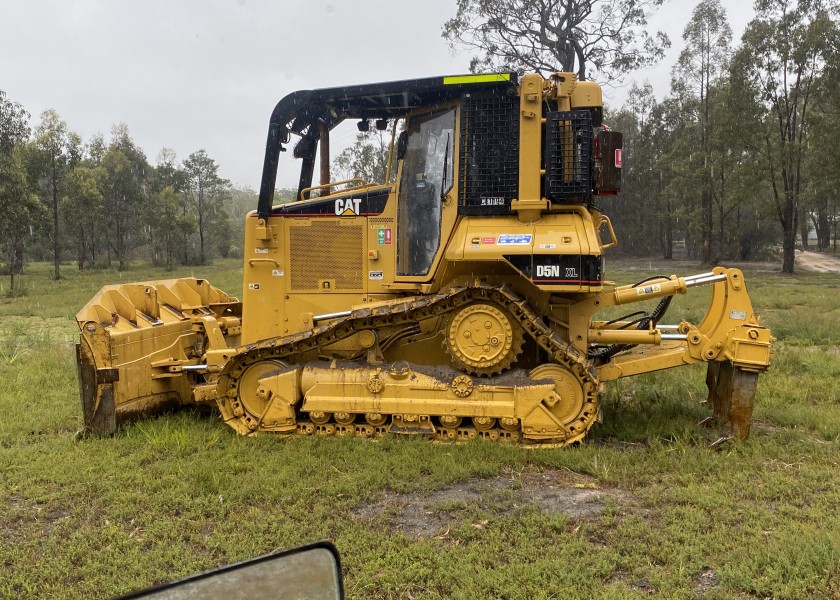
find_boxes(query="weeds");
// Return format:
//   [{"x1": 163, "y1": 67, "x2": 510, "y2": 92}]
[{"x1": 0, "y1": 338, "x2": 28, "y2": 364}]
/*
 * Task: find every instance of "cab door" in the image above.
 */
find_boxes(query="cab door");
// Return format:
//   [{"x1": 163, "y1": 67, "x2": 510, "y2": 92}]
[{"x1": 396, "y1": 107, "x2": 456, "y2": 278}]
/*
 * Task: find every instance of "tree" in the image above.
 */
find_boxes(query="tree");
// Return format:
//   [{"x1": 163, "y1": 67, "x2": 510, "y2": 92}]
[
  {"x1": 672, "y1": 0, "x2": 733, "y2": 264},
  {"x1": 0, "y1": 91, "x2": 29, "y2": 153},
  {"x1": 101, "y1": 124, "x2": 149, "y2": 270},
  {"x1": 146, "y1": 148, "x2": 188, "y2": 268},
  {"x1": 183, "y1": 149, "x2": 230, "y2": 264},
  {"x1": 732, "y1": 0, "x2": 840, "y2": 273},
  {"x1": 442, "y1": 0, "x2": 670, "y2": 82},
  {"x1": 608, "y1": 83, "x2": 664, "y2": 256},
  {"x1": 804, "y1": 79, "x2": 840, "y2": 251},
  {"x1": 333, "y1": 129, "x2": 392, "y2": 185},
  {"x1": 150, "y1": 185, "x2": 185, "y2": 269},
  {"x1": 31, "y1": 109, "x2": 81, "y2": 279},
  {"x1": 0, "y1": 150, "x2": 41, "y2": 292},
  {"x1": 64, "y1": 165, "x2": 104, "y2": 269},
  {"x1": 0, "y1": 91, "x2": 39, "y2": 292}
]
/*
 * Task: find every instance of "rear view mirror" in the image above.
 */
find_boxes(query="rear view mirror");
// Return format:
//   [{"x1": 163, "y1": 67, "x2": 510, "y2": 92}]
[
  {"x1": 117, "y1": 542, "x2": 343, "y2": 599},
  {"x1": 397, "y1": 131, "x2": 408, "y2": 160}
]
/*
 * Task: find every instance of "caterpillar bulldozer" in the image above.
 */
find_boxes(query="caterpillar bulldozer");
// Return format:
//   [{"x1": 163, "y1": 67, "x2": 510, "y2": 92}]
[{"x1": 75, "y1": 72, "x2": 772, "y2": 446}]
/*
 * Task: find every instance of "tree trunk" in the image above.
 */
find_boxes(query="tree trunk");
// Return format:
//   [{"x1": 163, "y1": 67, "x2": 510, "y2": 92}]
[
  {"x1": 798, "y1": 207, "x2": 810, "y2": 251},
  {"x1": 11, "y1": 242, "x2": 24, "y2": 290},
  {"x1": 90, "y1": 234, "x2": 97, "y2": 267},
  {"x1": 78, "y1": 235, "x2": 85, "y2": 270},
  {"x1": 166, "y1": 231, "x2": 173, "y2": 270},
  {"x1": 199, "y1": 215, "x2": 206, "y2": 265},
  {"x1": 7, "y1": 246, "x2": 14, "y2": 292},
  {"x1": 812, "y1": 205, "x2": 830, "y2": 251},
  {"x1": 781, "y1": 196, "x2": 797, "y2": 274},
  {"x1": 52, "y1": 161, "x2": 61, "y2": 280},
  {"x1": 663, "y1": 182, "x2": 673, "y2": 260},
  {"x1": 702, "y1": 188, "x2": 713, "y2": 265},
  {"x1": 116, "y1": 214, "x2": 126, "y2": 271}
]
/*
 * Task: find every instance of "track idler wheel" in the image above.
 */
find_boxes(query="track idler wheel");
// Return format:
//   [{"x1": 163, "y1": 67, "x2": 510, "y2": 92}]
[
  {"x1": 444, "y1": 303, "x2": 523, "y2": 376},
  {"x1": 218, "y1": 359, "x2": 300, "y2": 434},
  {"x1": 521, "y1": 364, "x2": 598, "y2": 444},
  {"x1": 702, "y1": 361, "x2": 758, "y2": 446}
]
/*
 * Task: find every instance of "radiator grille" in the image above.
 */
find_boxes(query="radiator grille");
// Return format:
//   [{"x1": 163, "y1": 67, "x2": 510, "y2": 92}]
[{"x1": 289, "y1": 222, "x2": 365, "y2": 290}]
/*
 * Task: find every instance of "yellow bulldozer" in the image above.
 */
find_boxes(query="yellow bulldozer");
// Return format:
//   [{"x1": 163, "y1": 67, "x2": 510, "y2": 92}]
[{"x1": 75, "y1": 72, "x2": 772, "y2": 446}]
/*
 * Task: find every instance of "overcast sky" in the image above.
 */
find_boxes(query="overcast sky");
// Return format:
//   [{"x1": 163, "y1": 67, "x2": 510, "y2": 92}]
[{"x1": 1, "y1": 0, "x2": 755, "y2": 191}]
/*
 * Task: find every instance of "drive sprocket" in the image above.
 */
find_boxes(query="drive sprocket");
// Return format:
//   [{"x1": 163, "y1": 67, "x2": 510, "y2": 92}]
[{"x1": 443, "y1": 302, "x2": 523, "y2": 376}]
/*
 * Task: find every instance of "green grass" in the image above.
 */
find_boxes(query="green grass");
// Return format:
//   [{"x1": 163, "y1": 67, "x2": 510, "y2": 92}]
[{"x1": 1, "y1": 258, "x2": 840, "y2": 599}]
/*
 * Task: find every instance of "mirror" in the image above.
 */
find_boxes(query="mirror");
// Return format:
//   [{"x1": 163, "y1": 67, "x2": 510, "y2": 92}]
[
  {"x1": 117, "y1": 542, "x2": 343, "y2": 600},
  {"x1": 396, "y1": 131, "x2": 408, "y2": 160}
]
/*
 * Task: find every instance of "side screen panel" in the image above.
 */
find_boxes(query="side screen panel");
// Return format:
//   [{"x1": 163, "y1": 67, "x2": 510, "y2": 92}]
[{"x1": 458, "y1": 92, "x2": 520, "y2": 215}]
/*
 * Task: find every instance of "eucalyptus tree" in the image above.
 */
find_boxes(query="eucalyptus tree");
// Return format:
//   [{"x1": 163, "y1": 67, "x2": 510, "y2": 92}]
[
  {"x1": 608, "y1": 82, "x2": 662, "y2": 255},
  {"x1": 183, "y1": 149, "x2": 231, "y2": 265},
  {"x1": 0, "y1": 90, "x2": 38, "y2": 291},
  {"x1": 732, "y1": 0, "x2": 840, "y2": 273},
  {"x1": 657, "y1": 91, "x2": 705, "y2": 259},
  {"x1": 64, "y1": 165, "x2": 104, "y2": 269},
  {"x1": 31, "y1": 109, "x2": 82, "y2": 279},
  {"x1": 672, "y1": 0, "x2": 733, "y2": 264},
  {"x1": 101, "y1": 124, "x2": 149, "y2": 270},
  {"x1": 0, "y1": 90, "x2": 29, "y2": 153},
  {"x1": 333, "y1": 129, "x2": 392, "y2": 186},
  {"x1": 803, "y1": 78, "x2": 840, "y2": 251},
  {"x1": 146, "y1": 148, "x2": 188, "y2": 268},
  {"x1": 704, "y1": 76, "x2": 778, "y2": 261},
  {"x1": 442, "y1": 0, "x2": 670, "y2": 82}
]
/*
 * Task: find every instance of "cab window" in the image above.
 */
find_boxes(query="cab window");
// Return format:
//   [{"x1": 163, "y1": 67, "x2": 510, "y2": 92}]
[{"x1": 396, "y1": 108, "x2": 455, "y2": 276}]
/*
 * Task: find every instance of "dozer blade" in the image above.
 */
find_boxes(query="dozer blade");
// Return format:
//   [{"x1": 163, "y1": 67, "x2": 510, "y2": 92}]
[
  {"x1": 76, "y1": 337, "x2": 118, "y2": 435},
  {"x1": 75, "y1": 278, "x2": 240, "y2": 435},
  {"x1": 702, "y1": 361, "x2": 759, "y2": 445}
]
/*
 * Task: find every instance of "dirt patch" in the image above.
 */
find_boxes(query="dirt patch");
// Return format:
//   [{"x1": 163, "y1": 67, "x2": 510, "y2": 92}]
[
  {"x1": 518, "y1": 470, "x2": 625, "y2": 518},
  {"x1": 606, "y1": 571, "x2": 656, "y2": 595},
  {"x1": 352, "y1": 469, "x2": 631, "y2": 538},
  {"x1": 1, "y1": 493, "x2": 74, "y2": 544},
  {"x1": 796, "y1": 250, "x2": 840, "y2": 274},
  {"x1": 693, "y1": 567, "x2": 720, "y2": 593}
]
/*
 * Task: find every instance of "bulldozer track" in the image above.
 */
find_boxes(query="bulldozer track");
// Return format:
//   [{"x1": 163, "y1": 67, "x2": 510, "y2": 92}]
[{"x1": 217, "y1": 284, "x2": 600, "y2": 445}]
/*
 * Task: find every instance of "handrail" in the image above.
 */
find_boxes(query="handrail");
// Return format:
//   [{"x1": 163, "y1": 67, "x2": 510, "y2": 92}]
[
  {"x1": 299, "y1": 178, "x2": 369, "y2": 202},
  {"x1": 597, "y1": 215, "x2": 618, "y2": 250}
]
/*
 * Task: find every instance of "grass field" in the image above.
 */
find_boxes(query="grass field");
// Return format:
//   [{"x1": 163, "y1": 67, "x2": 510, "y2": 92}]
[{"x1": 1, "y1": 258, "x2": 838, "y2": 599}]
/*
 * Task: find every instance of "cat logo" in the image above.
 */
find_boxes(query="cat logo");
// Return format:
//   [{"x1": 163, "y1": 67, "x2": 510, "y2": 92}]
[{"x1": 335, "y1": 198, "x2": 361, "y2": 216}]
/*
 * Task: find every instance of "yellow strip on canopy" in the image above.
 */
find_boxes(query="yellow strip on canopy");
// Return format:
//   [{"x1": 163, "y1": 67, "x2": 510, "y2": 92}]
[{"x1": 442, "y1": 74, "x2": 511, "y2": 85}]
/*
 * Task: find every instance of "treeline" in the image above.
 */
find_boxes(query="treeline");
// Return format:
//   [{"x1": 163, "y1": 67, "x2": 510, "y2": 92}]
[
  {"x1": 0, "y1": 98, "x2": 260, "y2": 291},
  {"x1": 607, "y1": 0, "x2": 839, "y2": 271}
]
